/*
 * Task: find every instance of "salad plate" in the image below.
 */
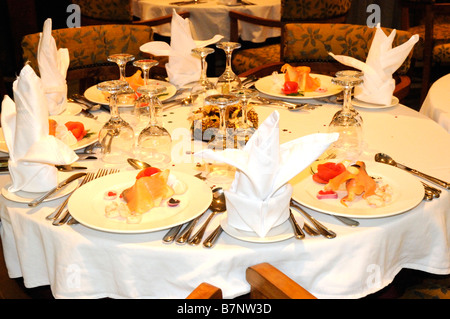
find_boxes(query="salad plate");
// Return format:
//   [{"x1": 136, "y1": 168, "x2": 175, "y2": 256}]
[
  {"x1": 68, "y1": 170, "x2": 212, "y2": 234},
  {"x1": 84, "y1": 79, "x2": 177, "y2": 107},
  {"x1": 255, "y1": 73, "x2": 342, "y2": 100},
  {"x1": 290, "y1": 161, "x2": 424, "y2": 219},
  {"x1": 0, "y1": 115, "x2": 101, "y2": 153}
]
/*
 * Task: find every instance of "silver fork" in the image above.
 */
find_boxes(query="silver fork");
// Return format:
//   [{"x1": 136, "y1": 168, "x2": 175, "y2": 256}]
[
  {"x1": 52, "y1": 169, "x2": 119, "y2": 226},
  {"x1": 46, "y1": 172, "x2": 95, "y2": 221}
]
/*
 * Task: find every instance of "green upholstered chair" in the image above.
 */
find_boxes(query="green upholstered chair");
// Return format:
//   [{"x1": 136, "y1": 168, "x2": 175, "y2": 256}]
[
  {"x1": 400, "y1": 0, "x2": 450, "y2": 102},
  {"x1": 239, "y1": 23, "x2": 416, "y2": 102},
  {"x1": 21, "y1": 12, "x2": 190, "y2": 94},
  {"x1": 230, "y1": 0, "x2": 353, "y2": 75}
]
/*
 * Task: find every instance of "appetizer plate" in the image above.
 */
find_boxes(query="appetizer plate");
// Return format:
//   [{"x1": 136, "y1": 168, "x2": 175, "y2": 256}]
[
  {"x1": 1, "y1": 172, "x2": 79, "y2": 203},
  {"x1": 84, "y1": 79, "x2": 177, "y2": 106},
  {"x1": 290, "y1": 161, "x2": 424, "y2": 219},
  {"x1": 220, "y1": 210, "x2": 304, "y2": 243},
  {"x1": 68, "y1": 170, "x2": 212, "y2": 234},
  {"x1": 0, "y1": 115, "x2": 102, "y2": 153},
  {"x1": 352, "y1": 96, "x2": 399, "y2": 109},
  {"x1": 255, "y1": 73, "x2": 342, "y2": 100}
]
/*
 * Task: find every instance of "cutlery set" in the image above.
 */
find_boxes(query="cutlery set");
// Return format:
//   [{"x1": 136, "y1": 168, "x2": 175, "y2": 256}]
[{"x1": 37, "y1": 168, "x2": 120, "y2": 226}]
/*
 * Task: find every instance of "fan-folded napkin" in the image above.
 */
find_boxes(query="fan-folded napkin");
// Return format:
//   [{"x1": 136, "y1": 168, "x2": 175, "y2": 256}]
[
  {"x1": 329, "y1": 24, "x2": 419, "y2": 106},
  {"x1": 1, "y1": 64, "x2": 78, "y2": 193},
  {"x1": 139, "y1": 9, "x2": 223, "y2": 87},
  {"x1": 195, "y1": 111, "x2": 338, "y2": 237},
  {"x1": 37, "y1": 18, "x2": 70, "y2": 115}
]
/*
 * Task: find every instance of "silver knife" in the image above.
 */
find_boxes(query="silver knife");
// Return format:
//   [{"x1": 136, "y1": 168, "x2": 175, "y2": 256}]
[{"x1": 28, "y1": 172, "x2": 86, "y2": 207}]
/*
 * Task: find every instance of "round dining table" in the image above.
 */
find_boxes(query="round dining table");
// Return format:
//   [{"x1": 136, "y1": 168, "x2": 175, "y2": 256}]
[
  {"x1": 0, "y1": 85, "x2": 449, "y2": 299},
  {"x1": 420, "y1": 72, "x2": 450, "y2": 134},
  {"x1": 132, "y1": 0, "x2": 281, "y2": 42}
]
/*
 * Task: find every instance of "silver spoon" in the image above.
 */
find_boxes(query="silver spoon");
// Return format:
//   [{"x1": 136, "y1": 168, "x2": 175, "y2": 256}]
[
  {"x1": 190, "y1": 187, "x2": 226, "y2": 246},
  {"x1": 374, "y1": 153, "x2": 450, "y2": 189},
  {"x1": 127, "y1": 158, "x2": 151, "y2": 170},
  {"x1": 202, "y1": 188, "x2": 227, "y2": 248}
]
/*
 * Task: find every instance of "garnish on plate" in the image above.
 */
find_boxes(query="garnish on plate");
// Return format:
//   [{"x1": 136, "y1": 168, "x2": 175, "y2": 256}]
[{"x1": 313, "y1": 161, "x2": 392, "y2": 208}]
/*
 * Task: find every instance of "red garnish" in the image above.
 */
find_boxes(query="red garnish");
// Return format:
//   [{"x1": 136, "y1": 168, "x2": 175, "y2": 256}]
[
  {"x1": 64, "y1": 121, "x2": 87, "y2": 141},
  {"x1": 316, "y1": 190, "x2": 338, "y2": 199},
  {"x1": 136, "y1": 167, "x2": 161, "y2": 179},
  {"x1": 167, "y1": 198, "x2": 180, "y2": 207},
  {"x1": 281, "y1": 81, "x2": 299, "y2": 95},
  {"x1": 313, "y1": 162, "x2": 346, "y2": 184}
]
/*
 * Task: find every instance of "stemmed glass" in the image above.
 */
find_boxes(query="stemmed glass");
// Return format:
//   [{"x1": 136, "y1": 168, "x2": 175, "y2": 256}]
[
  {"x1": 130, "y1": 59, "x2": 161, "y2": 130},
  {"x1": 190, "y1": 47, "x2": 216, "y2": 111},
  {"x1": 97, "y1": 80, "x2": 135, "y2": 164},
  {"x1": 133, "y1": 59, "x2": 159, "y2": 87},
  {"x1": 328, "y1": 72, "x2": 364, "y2": 160},
  {"x1": 216, "y1": 42, "x2": 242, "y2": 94},
  {"x1": 135, "y1": 85, "x2": 172, "y2": 168},
  {"x1": 204, "y1": 94, "x2": 240, "y2": 150},
  {"x1": 333, "y1": 70, "x2": 364, "y2": 123},
  {"x1": 108, "y1": 53, "x2": 135, "y2": 104},
  {"x1": 231, "y1": 88, "x2": 258, "y2": 148}
]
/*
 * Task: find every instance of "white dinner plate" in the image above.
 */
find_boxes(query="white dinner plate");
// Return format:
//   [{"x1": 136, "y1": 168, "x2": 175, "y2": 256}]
[
  {"x1": 220, "y1": 210, "x2": 304, "y2": 243},
  {"x1": 255, "y1": 73, "x2": 342, "y2": 100},
  {"x1": 352, "y1": 96, "x2": 399, "y2": 109},
  {"x1": 84, "y1": 79, "x2": 177, "y2": 106},
  {"x1": 68, "y1": 170, "x2": 212, "y2": 234},
  {"x1": 60, "y1": 102, "x2": 82, "y2": 116},
  {"x1": 290, "y1": 161, "x2": 424, "y2": 219},
  {"x1": 1, "y1": 172, "x2": 79, "y2": 203},
  {"x1": 0, "y1": 115, "x2": 102, "y2": 153}
]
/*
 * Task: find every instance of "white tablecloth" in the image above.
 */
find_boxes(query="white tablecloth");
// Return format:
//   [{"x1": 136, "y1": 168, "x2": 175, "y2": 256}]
[
  {"x1": 132, "y1": 0, "x2": 281, "y2": 42},
  {"x1": 420, "y1": 73, "x2": 450, "y2": 134},
  {"x1": 1, "y1": 98, "x2": 449, "y2": 299}
]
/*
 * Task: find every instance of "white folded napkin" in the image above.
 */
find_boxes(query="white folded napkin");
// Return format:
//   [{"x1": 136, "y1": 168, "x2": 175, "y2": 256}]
[
  {"x1": 196, "y1": 111, "x2": 338, "y2": 237},
  {"x1": 37, "y1": 18, "x2": 70, "y2": 115},
  {"x1": 1, "y1": 64, "x2": 78, "y2": 193},
  {"x1": 329, "y1": 24, "x2": 419, "y2": 106},
  {"x1": 139, "y1": 9, "x2": 223, "y2": 87}
]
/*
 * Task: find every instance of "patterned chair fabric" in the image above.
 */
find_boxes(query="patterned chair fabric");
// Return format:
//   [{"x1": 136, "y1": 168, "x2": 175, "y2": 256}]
[
  {"x1": 282, "y1": 24, "x2": 415, "y2": 75},
  {"x1": 233, "y1": 24, "x2": 415, "y2": 76},
  {"x1": 281, "y1": 0, "x2": 352, "y2": 21},
  {"x1": 231, "y1": 0, "x2": 353, "y2": 75},
  {"x1": 22, "y1": 24, "x2": 156, "y2": 74},
  {"x1": 71, "y1": 0, "x2": 133, "y2": 22}
]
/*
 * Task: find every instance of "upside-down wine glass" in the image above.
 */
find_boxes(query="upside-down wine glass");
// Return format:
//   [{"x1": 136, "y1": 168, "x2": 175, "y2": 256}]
[
  {"x1": 333, "y1": 70, "x2": 364, "y2": 123},
  {"x1": 216, "y1": 42, "x2": 242, "y2": 94},
  {"x1": 97, "y1": 80, "x2": 135, "y2": 164},
  {"x1": 108, "y1": 53, "x2": 135, "y2": 104},
  {"x1": 129, "y1": 59, "x2": 162, "y2": 134},
  {"x1": 190, "y1": 47, "x2": 216, "y2": 112},
  {"x1": 136, "y1": 85, "x2": 172, "y2": 168},
  {"x1": 231, "y1": 88, "x2": 258, "y2": 148},
  {"x1": 327, "y1": 73, "x2": 364, "y2": 160}
]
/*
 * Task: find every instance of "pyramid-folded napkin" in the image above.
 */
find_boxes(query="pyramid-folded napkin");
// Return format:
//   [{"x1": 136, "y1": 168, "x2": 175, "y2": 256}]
[
  {"x1": 1, "y1": 65, "x2": 78, "y2": 193},
  {"x1": 195, "y1": 111, "x2": 338, "y2": 237},
  {"x1": 140, "y1": 9, "x2": 223, "y2": 87},
  {"x1": 329, "y1": 24, "x2": 419, "y2": 106},
  {"x1": 37, "y1": 18, "x2": 70, "y2": 115}
]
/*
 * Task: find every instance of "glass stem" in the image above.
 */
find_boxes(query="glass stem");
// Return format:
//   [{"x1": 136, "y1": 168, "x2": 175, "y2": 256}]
[
  {"x1": 119, "y1": 63, "x2": 126, "y2": 81},
  {"x1": 219, "y1": 107, "x2": 227, "y2": 136},
  {"x1": 142, "y1": 68, "x2": 150, "y2": 86},
  {"x1": 149, "y1": 96, "x2": 157, "y2": 126},
  {"x1": 199, "y1": 55, "x2": 208, "y2": 85},
  {"x1": 342, "y1": 86, "x2": 353, "y2": 114},
  {"x1": 109, "y1": 93, "x2": 120, "y2": 120},
  {"x1": 225, "y1": 49, "x2": 233, "y2": 75},
  {"x1": 242, "y1": 101, "x2": 248, "y2": 127}
]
